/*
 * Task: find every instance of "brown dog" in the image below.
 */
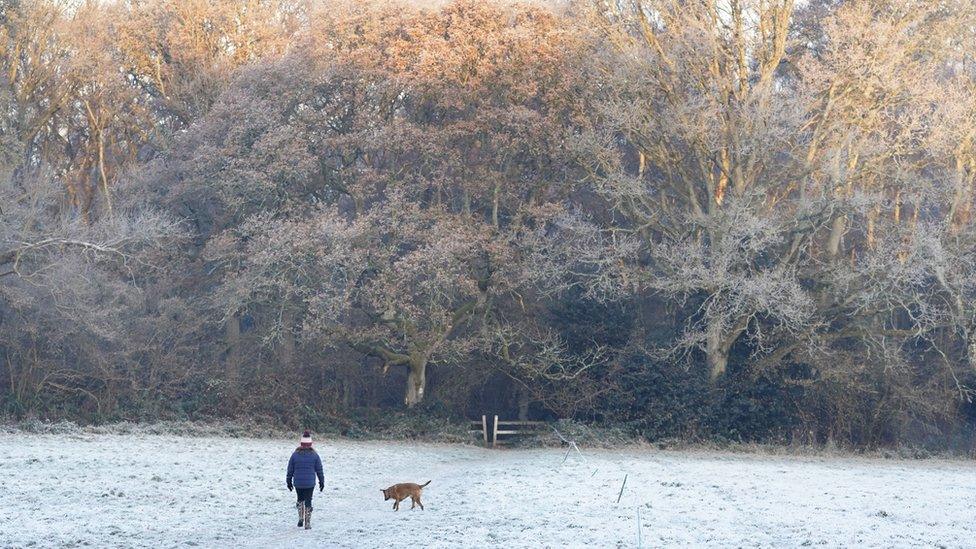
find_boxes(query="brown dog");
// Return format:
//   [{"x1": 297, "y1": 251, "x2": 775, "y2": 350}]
[{"x1": 380, "y1": 480, "x2": 430, "y2": 511}]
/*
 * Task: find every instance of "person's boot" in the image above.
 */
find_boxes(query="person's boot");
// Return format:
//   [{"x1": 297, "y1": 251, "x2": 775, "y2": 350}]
[
  {"x1": 304, "y1": 505, "x2": 312, "y2": 530},
  {"x1": 297, "y1": 501, "x2": 304, "y2": 527}
]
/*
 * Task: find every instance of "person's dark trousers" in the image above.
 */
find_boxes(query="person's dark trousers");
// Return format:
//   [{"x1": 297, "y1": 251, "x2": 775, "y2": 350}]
[{"x1": 296, "y1": 487, "x2": 314, "y2": 510}]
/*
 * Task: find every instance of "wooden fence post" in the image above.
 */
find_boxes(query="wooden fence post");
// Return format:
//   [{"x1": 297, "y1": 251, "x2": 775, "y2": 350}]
[
  {"x1": 616, "y1": 473, "x2": 628, "y2": 503},
  {"x1": 481, "y1": 415, "x2": 488, "y2": 446},
  {"x1": 492, "y1": 415, "x2": 499, "y2": 448}
]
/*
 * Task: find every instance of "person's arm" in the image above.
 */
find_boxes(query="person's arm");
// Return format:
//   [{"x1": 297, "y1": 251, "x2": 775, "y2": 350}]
[
  {"x1": 286, "y1": 453, "x2": 295, "y2": 491},
  {"x1": 315, "y1": 453, "x2": 324, "y2": 491}
]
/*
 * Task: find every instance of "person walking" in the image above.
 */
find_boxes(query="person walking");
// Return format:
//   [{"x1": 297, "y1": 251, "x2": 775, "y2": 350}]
[{"x1": 286, "y1": 430, "x2": 324, "y2": 529}]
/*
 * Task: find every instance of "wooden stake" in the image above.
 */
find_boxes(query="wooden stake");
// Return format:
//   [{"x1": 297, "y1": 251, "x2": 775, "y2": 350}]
[
  {"x1": 492, "y1": 415, "x2": 499, "y2": 448},
  {"x1": 481, "y1": 415, "x2": 488, "y2": 446},
  {"x1": 616, "y1": 474, "x2": 628, "y2": 504},
  {"x1": 636, "y1": 505, "x2": 643, "y2": 548}
]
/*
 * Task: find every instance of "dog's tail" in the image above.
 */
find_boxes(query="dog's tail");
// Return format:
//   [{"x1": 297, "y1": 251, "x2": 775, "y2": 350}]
[{"x1": 420, "y1": 480, "x2": 431, "y2": 488}]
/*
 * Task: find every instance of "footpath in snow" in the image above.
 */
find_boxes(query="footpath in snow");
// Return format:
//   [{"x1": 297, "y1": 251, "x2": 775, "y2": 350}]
[{"x1": 1, "y1": 433, "x2": 973, "y2": 548}]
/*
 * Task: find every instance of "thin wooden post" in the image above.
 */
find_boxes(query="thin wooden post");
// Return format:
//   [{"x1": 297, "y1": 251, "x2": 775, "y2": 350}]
[
  {"x1": 492, "y1": 415, "x2": 499, "y2": 448},
  {"x1": 481, "y1": 415, "x2": 488, "y2": 446},
  {"x1": 636, "y1": 506, "x2": 643, "y2": 548},
  {"x1": 616, "y1": 474, "x2": 628, "y2": 503}
]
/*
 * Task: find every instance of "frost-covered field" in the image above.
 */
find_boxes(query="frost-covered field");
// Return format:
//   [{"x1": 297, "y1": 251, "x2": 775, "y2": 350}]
[{"x1": 1, "y1": 434, "x2": 974, "y2": 548}]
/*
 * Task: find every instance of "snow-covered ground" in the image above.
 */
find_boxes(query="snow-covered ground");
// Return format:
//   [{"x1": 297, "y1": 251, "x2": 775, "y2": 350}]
[{"x1": 1, "y1": 434, "x2": 973, "y2": 548}]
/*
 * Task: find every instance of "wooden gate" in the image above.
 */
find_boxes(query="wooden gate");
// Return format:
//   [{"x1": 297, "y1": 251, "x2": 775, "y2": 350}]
[{"x1": 470, "y1": 415, "x2": 548, "y2": 447}]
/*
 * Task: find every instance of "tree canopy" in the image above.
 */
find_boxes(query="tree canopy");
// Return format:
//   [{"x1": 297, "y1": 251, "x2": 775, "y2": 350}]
[{"x1": 1, "y1": 0, "x2": 975, "y2": 450}]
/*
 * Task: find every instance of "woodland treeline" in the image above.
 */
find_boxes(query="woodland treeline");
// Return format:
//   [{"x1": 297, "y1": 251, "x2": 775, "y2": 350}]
[{"x1": 2, "y1": 0, "x2": 976, "y2": 449}]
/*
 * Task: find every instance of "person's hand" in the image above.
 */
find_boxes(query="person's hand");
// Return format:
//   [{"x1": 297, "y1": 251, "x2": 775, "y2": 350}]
[
  {"x1": 318, "y1": 483, "x2": 324, "y2": 492},
  {"x1": 287, "y1": 481, "x2": 293, "y2": 491}
]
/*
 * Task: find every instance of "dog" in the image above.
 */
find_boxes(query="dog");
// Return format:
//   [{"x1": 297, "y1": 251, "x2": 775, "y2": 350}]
[{"x1": 380, "y1": 480, "x2": 430, "y2": 511}]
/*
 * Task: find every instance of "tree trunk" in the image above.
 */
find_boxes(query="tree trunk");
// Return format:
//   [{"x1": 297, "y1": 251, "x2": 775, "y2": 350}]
[
  {"x1": 492, "y1": 183, "x2": 500, "y2": 227},
  {"x1": 947, "y1": 154, "x2": 974, "y2": 230},
  {"x1": 96, "y1": 130, "x2": 112, "y2": 216},
  {"x1": 517, "y1": 386, "x2": 530, "y2": 421},
  {"x1": 225, "y1": 314, "x2": 241, "y2": 390},
  {"x1": 827, "y1": 149, "x2": 855, "y2": 257},
  {"x1": 827, "y1": 214, "x2": 845, "y2": 257},
  {"x1": 404, "y1": 358, "x2": 427, "y2": 407},
  {"x1": 866, "y1": 206, "x2": 877, "y2": 249},
  {"x1": 705, "y1": 315, "x2": 733, "y2": 382},
  {"x1": 280, "y1": 308, "x2": 295, "y2": 369},
  {"x1": 967, "y1": 328, "x2": 976, "y2": 370},
  {"x1": 706, "y1": 343, "x2": 729, "y2": 382}
]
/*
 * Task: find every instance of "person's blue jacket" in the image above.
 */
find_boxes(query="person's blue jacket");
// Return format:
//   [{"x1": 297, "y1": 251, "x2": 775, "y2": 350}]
[{"x1": 287, "y1": 448, "x2": 324, "y2": 490}]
